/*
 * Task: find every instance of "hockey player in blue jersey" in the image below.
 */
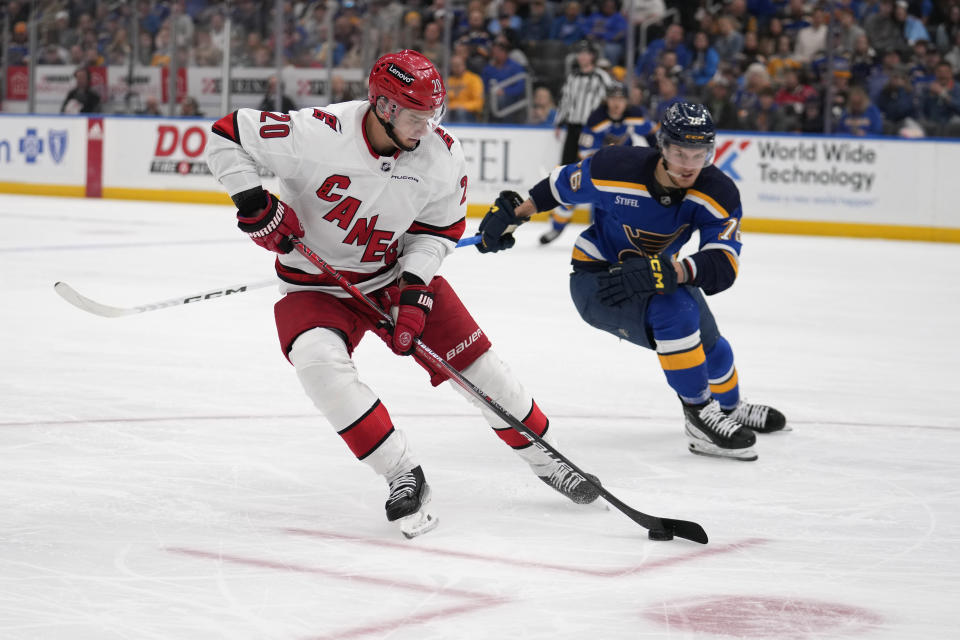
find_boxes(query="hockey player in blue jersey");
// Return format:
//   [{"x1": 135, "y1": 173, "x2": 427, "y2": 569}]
[
  {"x1": 540, "y1": 84, "x2": 658, "y2": 245},
  {"x1": 477, "y1": 101, "x2": 785, "y2": 461}
]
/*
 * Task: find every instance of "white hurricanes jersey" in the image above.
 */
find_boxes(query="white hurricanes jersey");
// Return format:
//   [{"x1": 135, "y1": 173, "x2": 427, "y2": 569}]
[{"x1": 206, "y1": 100, "x2": 468, "y2": 296}]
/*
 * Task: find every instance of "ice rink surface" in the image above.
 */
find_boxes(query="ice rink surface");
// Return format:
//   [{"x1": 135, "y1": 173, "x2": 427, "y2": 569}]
[{"x1": 2, "y1": 194, "x2": 959, "y2": 639}]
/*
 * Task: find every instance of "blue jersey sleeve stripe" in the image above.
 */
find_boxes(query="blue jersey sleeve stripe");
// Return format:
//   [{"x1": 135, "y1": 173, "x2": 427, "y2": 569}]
[
  {"x1": 549, "y1": 166, "x2": 572, "y2": 205},
  {"x1": 573, "y1": 236, "x2": 605, "y2": 261},
  {"x1": 685, "y1": 189, "x2": 730, "y2": 219},
  {"x1": 592, "y1": 178, "x2": 651, "y2": 198}
]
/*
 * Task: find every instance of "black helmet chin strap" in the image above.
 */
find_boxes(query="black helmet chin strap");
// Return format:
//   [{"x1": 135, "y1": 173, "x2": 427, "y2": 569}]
[{"x1": 374, "y1": 101, "x2": 420, "y2": 153}]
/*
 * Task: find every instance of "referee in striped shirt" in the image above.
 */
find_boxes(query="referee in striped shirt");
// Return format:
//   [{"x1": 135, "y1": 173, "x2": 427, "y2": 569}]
[{"x1": 542, "y1": 40, "x2": 613, "y2": 244}]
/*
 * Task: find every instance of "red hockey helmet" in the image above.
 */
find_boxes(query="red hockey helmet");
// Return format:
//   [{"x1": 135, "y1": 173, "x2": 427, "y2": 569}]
[{"x1": 368, "y1": 50, "x2": 446, "y2": 112}]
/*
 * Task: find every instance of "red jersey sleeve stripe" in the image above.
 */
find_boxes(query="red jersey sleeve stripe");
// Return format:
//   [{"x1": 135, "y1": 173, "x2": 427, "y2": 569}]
[
  {"x1": 275, "y1": 259, "x2": 394, "y2": 287},
  {"x1": 211, "y1": 111, "x2": 241, "y2": 145},
  {"x1": 406, "y1": 217, "x2": 466, "y2": 242}
]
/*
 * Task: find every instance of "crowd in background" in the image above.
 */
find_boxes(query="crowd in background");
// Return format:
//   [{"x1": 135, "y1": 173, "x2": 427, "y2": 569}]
[{"x1": 4, "y1": 0, "x2": 960, "y2": 137}]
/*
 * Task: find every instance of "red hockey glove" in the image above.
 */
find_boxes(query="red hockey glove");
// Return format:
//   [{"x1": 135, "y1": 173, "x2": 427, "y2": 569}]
[
  {"x1": 375, "y1": 285, "x2": 434, "y2": 356},
  {"x1": 236, "y1": 191, "x2": 304, "y2": 254}
]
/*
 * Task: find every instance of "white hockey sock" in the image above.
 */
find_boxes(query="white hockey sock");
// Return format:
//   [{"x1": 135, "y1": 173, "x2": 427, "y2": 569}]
[{"x1": 289, "y1": 327, "x2": 417, "y2": 478}]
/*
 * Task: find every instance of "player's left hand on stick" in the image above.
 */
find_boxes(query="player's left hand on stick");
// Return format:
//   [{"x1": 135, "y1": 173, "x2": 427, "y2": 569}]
[
  {"x1": 375, "y1": 285, "x2": 434, "y2": 356},
  {"x1": 235, "y1": 189, "x2": 304, "y2": 254},
  {"x1": 597, "y1": 254, "x2": 678, "y2": 306},
  {"x1": 477, "y1": 190, "x2": 525, "y2": 253}
]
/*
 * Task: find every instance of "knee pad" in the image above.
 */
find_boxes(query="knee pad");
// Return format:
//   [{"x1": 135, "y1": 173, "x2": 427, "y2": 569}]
[{"x1": 289, "y1": 328, "x2": 378, "y2": 429}]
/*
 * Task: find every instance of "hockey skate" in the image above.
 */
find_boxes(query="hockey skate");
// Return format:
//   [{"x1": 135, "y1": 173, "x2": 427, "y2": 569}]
[
  {"x1": 683, "y1": 399, "x2": 757, "y2": 461},
  {"x1": 538, "y1": 460, "x2": 601, "y2": 504},
  {"x1": 526, "y1": 447, "x2": 601, "y2": 504},
  {"x1": 385, "y1": 466, "x2": 438, "y2": 539},
  {"x1": 539, "y1": 228, "x2": 563, "y2": 245},
  {"x1": 723, "y1": 401, "x2": 788, "y2": 433}
]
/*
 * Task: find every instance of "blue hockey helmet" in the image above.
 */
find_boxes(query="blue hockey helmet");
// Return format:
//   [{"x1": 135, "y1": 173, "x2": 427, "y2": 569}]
[{"x1": 657, "y1": 101, "x2": 716, "y2": 166}]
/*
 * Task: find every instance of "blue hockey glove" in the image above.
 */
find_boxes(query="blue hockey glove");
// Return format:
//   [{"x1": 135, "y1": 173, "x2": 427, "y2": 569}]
[
  {"x1": 597, "y1": 254, "x2": 678, "y2": 306},
  {"x1": 476, "y1": 190, "x2": 525, "y2": 253}
]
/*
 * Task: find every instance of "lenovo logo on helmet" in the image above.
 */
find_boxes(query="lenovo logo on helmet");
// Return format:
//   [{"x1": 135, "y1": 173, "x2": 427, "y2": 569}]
[{"x1": 387, "y1": 64, "x2": 414, "y2": 85}]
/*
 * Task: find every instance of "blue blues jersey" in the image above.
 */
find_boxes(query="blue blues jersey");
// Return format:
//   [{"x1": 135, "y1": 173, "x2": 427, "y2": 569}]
[
  {"x1": 578, "y1": 105, "x2": 657, "y2": 159},
  {"x1": 529, "y1": 145, "x2": 742, "y2": 294}
]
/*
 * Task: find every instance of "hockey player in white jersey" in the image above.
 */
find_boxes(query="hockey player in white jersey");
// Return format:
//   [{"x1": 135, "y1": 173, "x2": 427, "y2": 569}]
[{"x1": 205, "y1": 50, "x2": 599, "y2": 538}]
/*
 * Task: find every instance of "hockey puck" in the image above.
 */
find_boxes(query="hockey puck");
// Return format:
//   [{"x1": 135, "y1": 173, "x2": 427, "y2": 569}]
[{"x1": 648, "y1": 528, "x2": 674, "y2": 541}]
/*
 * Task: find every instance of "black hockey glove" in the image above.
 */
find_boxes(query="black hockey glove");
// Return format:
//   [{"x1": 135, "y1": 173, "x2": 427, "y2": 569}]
[
  {"x1": 596, "y1": 254, "x2": 678, "y2": 306},
  {"x1": 476, "y1": 190, "x2": 525, "y2": 253}
]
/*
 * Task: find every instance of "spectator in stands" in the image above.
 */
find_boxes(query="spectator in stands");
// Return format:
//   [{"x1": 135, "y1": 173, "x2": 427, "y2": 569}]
[
  {"x1": 530, "y1": 86, "x2": 558, "y2": 125},
  {"x1": 868, "y1": 48, "x2": 905, "y2": 99},
  {"x1": 636, "y1": 23, "x2": 689, "y2": 79},
  {"x1": 481, "y1": 37, "x2": 528, "y2": 123},
  {"x1": 551, "y1": 1, "x2": 589, "y2": 45},
  {"x1": 775, "y1": 67, "x2": 818, "y2": 110},
  {"x1": 328, "y1": 74, "x2": 356, "y2": 103},
  {"x1": 745, "y1": 85, "x2": 791, "y2": 131},
  {"x1": 180, "y1": 96, "x2": 204, "y2": 117},
  {"x1": 39, "y1": 42, "x2": 69, "y2": 65},
  {"x1": 836, "y1": 85, "x2": 884, "y2": 135},
  {"x1": 688, "y1": 29, "x2": 720, "y2": 92},
  {"x1": 849, "y1": 33, "x2": 877, "y2": 85},
  {"x1": 524, "y1": 0, "x2": 555, "y2": 45},
  {"x1": 835, "y1": 5, "x2": 867, "y2": 53},
  {"x1": 420, "y1": 21, "x2": 447, "y2": 70},
  {"x1": 866, "y1": 0, "x2": 908, "y2": 56},
  {"x1": 797, "y1": 94, "x2": 826, "y2": 133},
  {"x1": 945, "y1": 29, "x2": 960, "y2": 70},
  {"x1": 488, "y1": 0, "x2": 523, "y2": 38},
  {"x1": 136, "y1": 30, "x2": 155, "y2": 66},
  {"x1": 60, "y1": 67, "x2": 102, "y2": 114},
  {"x1": 918, "y1": 60, "x2": 960, "y2": 135},
  {"x1": 894, "y1": 0, "x2": 931, "y2": 45},
  {"x1": 737, "y1": 29, "x2": 766, "y2": 72},
  {"x1": 138, "y1": 95, "x2": 163, "y2": 116},
  {"x1": 52, "y1": 10, "x2": 78, "y2": 50},
  {"x1": 767, "y1": 33, "x2": 801, "y2": 81},
  {"x1": 703, "y1": 77, "x2": 741, "y2": 130},
  {"x1": 193, "y1": 28, "x2": 222, "y2": 66},
  {"x1": 794, "y1": 6, "x2": 829, "y2": 63},
  {"x1": 875, "y1": 65, "x2": 919, "y2": 133},
  {"x1": 713, "y1": 16, "x2": 745, "y2": 64},
  {"x1": 258, "y1": 76, "x2": 297, "y2": 113},
  {"x1": 588, "y1": 0, "x2": 628, "y2": 66},
  {"x1": 651, "y1": 74, "x2": 682, "y2": 122},
  {"x1": 935, "y1": 3, "x2": 960, "y2": 52},
  {"x1": 733, "y1": 62, "x2": 770, "y2": 120},
  {"x1": 457, "y1": 8, "x2": 494, "y2": 74},
  {"x1": 447, "y1": 53, "x2": 486, "y2": 122},
  {"x1": 8, "y1": 21, "x2": 30, "y2": 66}
]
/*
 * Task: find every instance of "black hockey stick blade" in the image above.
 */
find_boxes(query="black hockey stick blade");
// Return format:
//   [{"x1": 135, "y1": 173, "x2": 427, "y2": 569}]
[{"x1": 601, "y1": 490, "x2": 708, "y2": 544}]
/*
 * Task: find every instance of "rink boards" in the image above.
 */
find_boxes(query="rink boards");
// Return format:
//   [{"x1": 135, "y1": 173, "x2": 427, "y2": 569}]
[{"x1": 1, "y1": 113, "x2": 958, "y2": 242}]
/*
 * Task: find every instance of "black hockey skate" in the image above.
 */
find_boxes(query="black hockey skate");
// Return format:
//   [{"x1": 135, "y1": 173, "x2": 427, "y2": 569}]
[
  {"x1": 723, "y1": 401, "x2": 787, "y2": 433},
  {"x1": 537, "y1": 460, "x2": 601, "y2": 504},
  {"x1": 539, "y1": 227, "x2": 563, "y2": 245},
  {"x1": 683, "y1": 399, "x2": 757, "y2": 461},
  {"x1": 385, "y1": 466, "x2": 438, "y2": 538}
]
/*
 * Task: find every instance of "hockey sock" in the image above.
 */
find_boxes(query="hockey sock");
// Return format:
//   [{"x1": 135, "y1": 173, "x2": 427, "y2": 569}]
[
  {"x1": 289, "y1": 327, "x2": 416, "y2": 477},
  {"x1": 705, "y1": 336, "x2": 740, "y2": 409},
  {"x1": 655, "y1": 331, "x2": 711, "y2": 405}
]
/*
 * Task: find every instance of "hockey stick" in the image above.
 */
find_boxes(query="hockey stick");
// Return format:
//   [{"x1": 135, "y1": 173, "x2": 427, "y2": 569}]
[
  {"x1": 53, "y1": 237, "x2": 480, "y2": 318},
  {"x1": 290, "y1": 237, "x2": 708, "y2": 544},
  {"x1": 53, "y1": 279, "x2": 276, "y2": 318}
]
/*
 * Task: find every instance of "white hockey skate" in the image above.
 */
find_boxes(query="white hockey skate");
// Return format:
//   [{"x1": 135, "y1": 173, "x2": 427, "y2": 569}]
[
  {"x1": 683, "y1": 399, "x2": 758, "y2": 461},
  {"x1": 385, "y1": 466, "x2": 438, "y2": 539}
]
